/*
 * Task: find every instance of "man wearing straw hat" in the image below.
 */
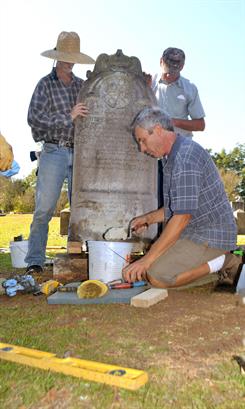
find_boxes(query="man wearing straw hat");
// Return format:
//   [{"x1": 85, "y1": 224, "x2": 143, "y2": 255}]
[{"x1": 25, "y1": 31, "x2": 95, "y2": 274}]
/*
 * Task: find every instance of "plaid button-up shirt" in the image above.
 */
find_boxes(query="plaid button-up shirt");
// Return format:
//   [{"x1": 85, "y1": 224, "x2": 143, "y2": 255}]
[
  {"x1": 162, "y1": 135, "x2": 237, "y2": 250},
  {"x1": 28, "y1": 68, "x2": 83, "y2": 145}
]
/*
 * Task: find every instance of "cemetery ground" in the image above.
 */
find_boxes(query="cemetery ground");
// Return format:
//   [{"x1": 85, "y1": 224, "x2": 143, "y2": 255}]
[{"x1": 0, "y1": 214, "x2": 245, "y2": 409}]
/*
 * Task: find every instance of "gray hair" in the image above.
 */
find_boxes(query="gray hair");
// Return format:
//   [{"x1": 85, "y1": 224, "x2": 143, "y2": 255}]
[{"x1": 131, "y1": 106, "x2": 174, "y2": 134}]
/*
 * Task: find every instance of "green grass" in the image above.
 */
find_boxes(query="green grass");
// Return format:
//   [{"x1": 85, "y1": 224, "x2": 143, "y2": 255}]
[
  {"x1": 0, "y1": 213, "x2": 66, "y2": 248},
  {"x1": 1, "y1": 213, "x2": 244, "y2": 249},
  {"x1": 0, "y1": 214, "x2": 66, "y2": 273},
  {"x1": 237, "y1": 235, "x2": 245, "y2": 246},
  {"x1": 0, "y1": 303, "x2": 244, "y2": 409}
]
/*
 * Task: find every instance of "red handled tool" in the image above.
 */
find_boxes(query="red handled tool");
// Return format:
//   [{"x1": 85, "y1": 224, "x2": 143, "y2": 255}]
[{"x1": 108, "y1": 281, "x2": 147, "y2": 289}]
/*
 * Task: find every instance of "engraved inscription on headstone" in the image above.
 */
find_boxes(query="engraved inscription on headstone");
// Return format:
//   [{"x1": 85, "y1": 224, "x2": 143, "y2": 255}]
[{"x1": 69, "y1": 50, "x2": 158, "y2": 242}]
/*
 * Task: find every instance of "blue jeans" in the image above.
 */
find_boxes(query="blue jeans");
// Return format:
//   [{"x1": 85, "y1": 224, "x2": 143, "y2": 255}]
[{"x1": 25, "y1": 143, "x2": 73, "y2": 267}]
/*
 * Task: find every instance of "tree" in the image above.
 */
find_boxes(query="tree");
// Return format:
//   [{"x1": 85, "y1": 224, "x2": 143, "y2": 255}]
[
  {"x1": 0, "y1": 168, "x2": 69, "y2": 214},
  {"x1": 211, "y1": 143, "x2": 245, "y2": 201},
  {"x1": 0, "y1": 178, "x2": 26, "y2": 212},
  {"x1": 218, "y1": 169, "x2": 241, "y2": 201},
  {"x1": 23, "y1": 169, "x2": 38, "y2": 189},
  {"x1": 0, "y1": 177, "x2": 10, "y2": 206}
]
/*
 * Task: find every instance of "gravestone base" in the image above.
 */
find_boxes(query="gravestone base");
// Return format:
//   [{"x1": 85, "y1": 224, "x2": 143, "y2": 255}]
[
  {"x1": 67, "y1": 241, "x2": 82, "y2": 254},
  {"x1": 53, "y1": 253, "x2": 88, "y2": 284}
]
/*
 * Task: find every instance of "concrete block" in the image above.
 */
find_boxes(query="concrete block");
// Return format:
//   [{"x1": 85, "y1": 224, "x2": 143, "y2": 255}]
[
  {"x1": 53, "y1": 253, "x2": 88, "y2": 284},
  {"x1": 131, "y1": 288, "x2": 168, "y2": 308}
]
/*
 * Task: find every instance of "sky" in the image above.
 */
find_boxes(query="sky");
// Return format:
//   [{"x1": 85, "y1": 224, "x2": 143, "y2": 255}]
[{"x1": 0, "y1": 0, "x2": 244, "y2": 178}]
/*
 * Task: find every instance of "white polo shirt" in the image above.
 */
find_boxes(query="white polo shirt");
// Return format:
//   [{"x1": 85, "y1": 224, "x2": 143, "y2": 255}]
[{"x1": 152, "y1": 73, "x2": 205, "y2": 137}]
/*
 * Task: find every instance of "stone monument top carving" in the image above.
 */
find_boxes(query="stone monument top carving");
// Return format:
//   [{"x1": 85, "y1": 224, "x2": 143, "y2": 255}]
[{"x1": 86, "y1": 49, "x2": 143, "y2": 80}]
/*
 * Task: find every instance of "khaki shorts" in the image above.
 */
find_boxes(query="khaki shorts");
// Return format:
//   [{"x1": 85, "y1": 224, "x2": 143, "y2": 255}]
[{"x1": 148, "y1": 239, "x2": 225, "y2": 284}]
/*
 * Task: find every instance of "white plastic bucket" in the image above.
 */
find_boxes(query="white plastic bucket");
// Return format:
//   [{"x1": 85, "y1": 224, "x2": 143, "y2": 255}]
[
  {"x1": 87, "y1": 240, "x2": 134, "y2": 283},
  {"x1": 9, "y1": 240, "x2": 29, "y2": 268}
]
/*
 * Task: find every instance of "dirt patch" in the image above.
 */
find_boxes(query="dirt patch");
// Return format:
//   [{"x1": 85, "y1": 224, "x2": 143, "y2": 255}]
[
  {"x1": 30, "y1": 387, "x2": 74, "y2": 409},
  {"x1": 138, "y1": 287, "x2": 244, "y2": 374}
]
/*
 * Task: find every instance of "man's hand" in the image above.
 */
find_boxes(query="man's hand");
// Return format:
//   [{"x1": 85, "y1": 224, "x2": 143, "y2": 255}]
[
  {"x1": 124, "y1": 213, "x2": 192, "y2": 283},
  {"x1": 130, "y1": 215, "x2": 149, "y2": 236},
  {"x1": 71, "y1": 103, "x2": 89, "y2": 121},
  {"x1": 122, "y1": 256, "x2": 151, "y2": 283},
  {"x1": 0, "y1": 133, "x2": 13, "y2": 171}
]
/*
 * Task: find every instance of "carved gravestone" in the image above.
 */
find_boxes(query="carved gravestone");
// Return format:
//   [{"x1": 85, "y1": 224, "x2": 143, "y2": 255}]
[{"x1": 69, "y1": 50, "x2": 158, "y2": 245}]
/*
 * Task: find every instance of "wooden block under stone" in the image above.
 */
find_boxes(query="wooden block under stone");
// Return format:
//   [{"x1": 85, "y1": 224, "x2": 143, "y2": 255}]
[
  {"x1": 131, "y1": 288, "x2": 168, "y2": 308},
  {"x1": 53, "y1": 253, "x2": 88, "y2": 284},
  {"x1": 67, "y1": 241, "x2": 82, "y2": 254}
]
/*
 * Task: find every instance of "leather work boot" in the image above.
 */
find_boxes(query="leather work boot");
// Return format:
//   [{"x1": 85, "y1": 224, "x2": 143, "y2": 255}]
[{"x1": 26, "y1": 265, "x2": 43, "y2": 274}]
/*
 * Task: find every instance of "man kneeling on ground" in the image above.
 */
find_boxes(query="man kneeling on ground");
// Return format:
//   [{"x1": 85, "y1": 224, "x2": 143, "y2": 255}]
[{"x1": 122, "y1": 107, "x2": 243, "y2": 289}]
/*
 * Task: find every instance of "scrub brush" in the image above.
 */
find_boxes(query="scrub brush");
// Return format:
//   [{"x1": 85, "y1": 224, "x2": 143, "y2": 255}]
[
  {"x1": 77, "y1": 280, "x2": 108, "y2": 299},
  {"x1": 40, "y1": 280, "x2": 61, "y2": 295}
]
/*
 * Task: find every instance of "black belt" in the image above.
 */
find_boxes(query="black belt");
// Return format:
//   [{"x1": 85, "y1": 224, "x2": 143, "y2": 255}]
[{"x1": 51, "y1": 140, "x2": 74, "y2": 148}]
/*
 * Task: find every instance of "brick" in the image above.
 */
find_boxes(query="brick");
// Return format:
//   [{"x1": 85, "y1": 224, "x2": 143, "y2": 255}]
[{"x1": 131, "y1": 288, "x2": 168, "y2": 308}]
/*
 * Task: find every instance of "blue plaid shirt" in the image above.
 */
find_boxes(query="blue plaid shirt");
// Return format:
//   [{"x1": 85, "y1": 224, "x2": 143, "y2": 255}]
[
  {"x1": 162, "y1": 135, "x2": 237, "y2": 250},
  {"x1": 28, "y1": 68, "x2": 83, "y2": 145}
]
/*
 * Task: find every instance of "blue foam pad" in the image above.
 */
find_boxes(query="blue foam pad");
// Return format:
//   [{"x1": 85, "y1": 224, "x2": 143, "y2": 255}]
[{"x1": 47, "y1": 286, "x2": 148, "y2": 305}]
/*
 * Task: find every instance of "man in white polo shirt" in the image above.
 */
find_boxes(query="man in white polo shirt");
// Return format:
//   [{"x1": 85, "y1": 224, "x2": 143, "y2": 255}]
[
  {"x1": 152, "y1": 47, "x2": 205, "y2": 137},
  {"x1": 152, "y1": 47, "x2": 206, "y2": 224}
]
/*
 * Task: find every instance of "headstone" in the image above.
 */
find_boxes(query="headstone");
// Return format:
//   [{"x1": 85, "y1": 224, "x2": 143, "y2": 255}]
[
  {"x1": 60, "y1": 208, "x2": 70, "y2": 235},
  {"x1": 237, "y1": 211, "x2": 245, "y2": 234},
  {"x1": 231, "y1": 201, "x2": 244, "y2": 212},
  {"x1": 69, "y1": 50, "x2": 158, "y2": 245}
]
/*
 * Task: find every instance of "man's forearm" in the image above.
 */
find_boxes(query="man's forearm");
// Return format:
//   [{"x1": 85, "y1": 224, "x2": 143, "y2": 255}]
[
  {"x1": 172, "y1": 118, "x2": 205, "y2": 132},
  {"x1": 28, "y1": 109, "x2": 73, "y2": 131},
  {"x1": 144, "y1": 214, "x2": 192, "y2": 265},
  {"x1": 145, "y1": 207, "x2": 165, "y2": 225}
]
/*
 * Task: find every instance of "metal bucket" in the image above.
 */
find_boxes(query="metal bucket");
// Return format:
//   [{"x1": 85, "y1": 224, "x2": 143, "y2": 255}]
[{"x1": 87, "y1": 240, "x2": 134, "y2": 283}]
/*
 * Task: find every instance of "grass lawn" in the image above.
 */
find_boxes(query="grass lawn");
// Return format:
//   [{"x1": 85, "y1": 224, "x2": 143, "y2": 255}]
[
  {"x1": 0, "y1": 213, "x2": 67, "y2": 248},
  {"x1": 0, "y1": 214, "x2": 245, "y2": 409}
]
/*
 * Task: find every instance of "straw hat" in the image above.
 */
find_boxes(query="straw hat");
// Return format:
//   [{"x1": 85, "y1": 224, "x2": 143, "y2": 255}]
[{"x1": 41, "y1": 31, "x2": 95, "y2": 64}]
